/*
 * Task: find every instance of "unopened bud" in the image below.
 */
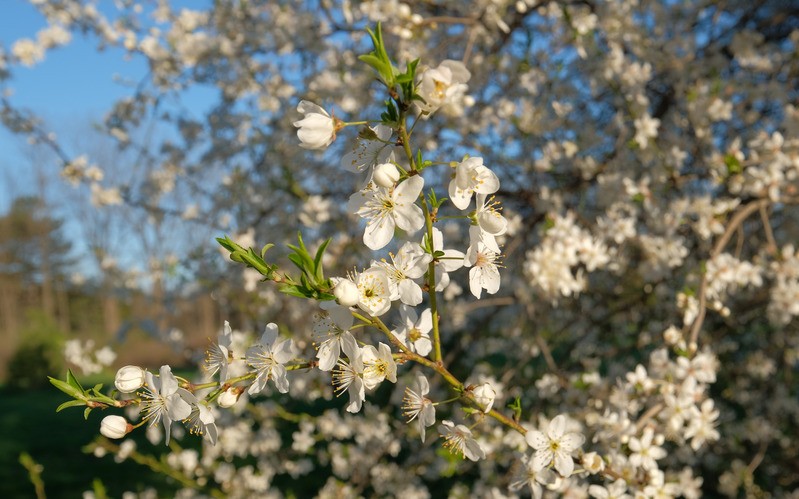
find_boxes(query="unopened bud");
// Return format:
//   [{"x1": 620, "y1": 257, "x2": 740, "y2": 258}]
[
  {"x1": 100, "y1": 415, "x2": 131, "y2": 439},
  {"x1": 373, "y1": 163, "x2": 400, "y2": 188},
  {"x1": 217, "y1": 387, "x2": 242, "y2": 408},
  {"x1": 581, "y1": 451, "x2": 605, "y2": 474},
  {"x1": 115, "y1": 365, "x2": 146, "y2": 393},
  {"x1": 472, "y1": 382, "x2": 496, "y2": 413},
  {"x1": 332, "y1": 278, "x2": 358, "y2": 307}
]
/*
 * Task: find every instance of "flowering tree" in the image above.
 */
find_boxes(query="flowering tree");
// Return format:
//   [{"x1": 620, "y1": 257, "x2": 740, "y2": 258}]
[{"x1": 4, "y1": 0, "x2": 799, "y2": 496}]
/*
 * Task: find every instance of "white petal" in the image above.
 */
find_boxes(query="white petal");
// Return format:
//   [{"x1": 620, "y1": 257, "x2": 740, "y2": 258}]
[
  {"x1": 448, "y1": 182, "x2": 471, "y2": 210},
  {"x1": 559, "y1": 432, "x2": 585, "y2": 452},
  {"x1": 526, "y1": 430, "x2": 548, "y2": 451},
  {"x1": 393, "y1": 203, "x2": 425, "y2": 233},
  {"x1": 554, "y1": 452, "x2": 575, "y2": 477},
  {"x1": 316, "y1": 339, "x2": 339, "y2": 371},
  {"x1": 398, "y1": 279, "x2": 423, "y2": 305},
  {"x1": 469, "y1": 267, "x2": 484, "y2": 298},
  {"x1": 364, "y1": 216, "x2": 395, "y2": 250},
  {"x1": 296, "y1": 100, "x2": 329, "y2": 116},
  {"x1": 548, "y1": 415, "x2": 566, "y2": 440}
]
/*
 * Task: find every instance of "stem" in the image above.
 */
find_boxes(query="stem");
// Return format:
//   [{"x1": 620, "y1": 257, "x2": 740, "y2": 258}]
[{"x1": 421, "y1": 197, "x2": 443, "y2": 363}]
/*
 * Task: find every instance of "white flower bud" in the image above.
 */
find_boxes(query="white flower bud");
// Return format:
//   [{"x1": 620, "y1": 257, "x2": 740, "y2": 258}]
[
  {"x1": 114, "y1": 365, "x2": 146, "y2": 393},
  {"x1": 332, "y1": 278, "x2": 358, "y2": 307},
  {"x1": 373, "y1": 163, "x2": 400, "y2": 188},
  {"x1": 100, "y1": 415, "x2": 131, "y2": 439},
  {"x1": 472, "y1": 382, "x2": 496, "y2": 413},
  {"x1": 293, "y1": 100, "x2": 336, "y2": 149},
  {"x1": 581, "y1": 451, "x2": 605, "y2": 474},
  {"x1": 217, "y1": 387, "x2": 241, "y2": 408}
]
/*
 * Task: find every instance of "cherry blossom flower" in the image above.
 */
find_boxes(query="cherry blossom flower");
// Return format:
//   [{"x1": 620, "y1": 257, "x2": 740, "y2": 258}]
[
  {"x1": 293, "y1": 100, "x2": 337, "y2": 149},
  {"x1": 402, "y1": 374, "x2": 435, "y2": 442},
  {"x1": 246, "y1": 323, "x2": 297, "y2": 395},
  {"x1": 361, "y1": 342, "x2": 397, "y2": 390},
  {"x1": 183, "y1": 400, "x2": 218, "y2": 445},
  {"x1": 392, "y1": 305, "x2": 433, "y2": 357},
  {"x1": 417, "y1": 60, "x2": 472, "y2": 117},
  {"x1": 341, "y1": 124, "x2": 394, "y2": 184},
  {"x1": 348, "y1": 176, "x2": 425, "y2": 250},
  {"x1": 353, "y1": 266, "x2": 392, "y2": 317},
  {"x1": 438, "y1": 420, "x2": 486, "y2": 461},
  {"x1": 332, "y1": 333, "x2": 365, "y2": 413},
  {"x1": 464, "y1": 240, "x2": 501, "y2": 299},
  {"x1": 448, "y1": 157, "x2": 500, "y2": 210},
  {"x1": 313, "y1": 304, "x2": 356, "y2": 371},
  {"x1": 204, "y1": 321, "x2": 232, "y2": 381},
  {"x1": 526, "y1": 414, "x2": 585, "y2": 477},
  {"x1": 374, "y1": 241, "x2": 431, "y2": 306},
  {"x1": 140, "y1": 365, "x2": 194, "y2": 445},
  {"x1": 474, "y1": 194, "x2": 507, "y2": 241},
  {"x1": 426, "y1": 227, "x2": 465, "y2": 291}
]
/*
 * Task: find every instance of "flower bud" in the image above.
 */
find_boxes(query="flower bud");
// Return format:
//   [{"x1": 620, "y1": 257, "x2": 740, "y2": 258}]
[
  {"x1": 373, "y1": 163, "x2": 400, "y2": 188},
  {"x1": 115, "y1": 365, "x2": 146, "y2": 393},
  {"x1": 581, "y1": 451, "x2": 605, "y2": 474},
  {"x1": 100, "y1": 415, "x2": 131, "y2": 439},
  {"x1": 332, "y1": 278, "x2": 358, "y2": 307},
  {"x1": 472, "y1": 382, "x2": 496, "y2": 413},
  {"x1": 217, "y1": 387, "x2": 242, "y2": 408}
]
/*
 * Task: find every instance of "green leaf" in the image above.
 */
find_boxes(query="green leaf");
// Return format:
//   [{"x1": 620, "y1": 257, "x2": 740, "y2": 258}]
[
  {"x1": 313, "y1": 238, "x2": 331, "y2": 281},
  {"x1": 66, "y1": 369, "x2": 85, "y2": 392},
  {"x1": 56, "y1": 399, "x2": 87, "y2": 412},
  {"x1": 84, "y1": 407, "x2": 92, "y2": 420},
  {"x1": 49, "y1": 377, "x2": 85, "y2": 400}
]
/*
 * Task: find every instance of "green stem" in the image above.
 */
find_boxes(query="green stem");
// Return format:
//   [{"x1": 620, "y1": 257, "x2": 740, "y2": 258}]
[{"x1": 420, "y1": 197, "x2": 443, "y2": 364}]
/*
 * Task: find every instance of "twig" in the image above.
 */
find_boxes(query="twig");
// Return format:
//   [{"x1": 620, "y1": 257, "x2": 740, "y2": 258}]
[{"x1": 687, "y1": 199, "x2": 769, "y2": 350}]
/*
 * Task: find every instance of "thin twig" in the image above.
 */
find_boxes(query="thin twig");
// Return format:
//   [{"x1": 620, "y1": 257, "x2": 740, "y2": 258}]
[{"x1": 687, "y1": 199, "x2": 769, "y2": 350}]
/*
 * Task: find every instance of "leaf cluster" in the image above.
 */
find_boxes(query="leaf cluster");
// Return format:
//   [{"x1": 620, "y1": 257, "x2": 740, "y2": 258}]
[{"x1": 49, "y1": 369, "x2": 117, "y2": 420}]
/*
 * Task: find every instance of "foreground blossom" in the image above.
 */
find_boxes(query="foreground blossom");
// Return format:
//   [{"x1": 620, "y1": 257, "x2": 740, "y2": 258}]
[
  {"x1": 392, "y1": 305, "x2": 433, "y2": 356},
  {"x1": 464, "y1": 240, "x2": 502, "y2": 299},
  {"x1": 448, "y1": 157, "x2": 499, "y2": 210},
  {"x1": 361, "y1": 342, "x2": 397, "y2": 390},
  {"x1": 204, "y1": 320, "x2": 233, "y2": 381},
  {"x1": 333, "y1": 333, "x2": 365, "y2": 413},
  {"x1": 353, "y1": 266, "x2": 392, "y2": 316},
  {"x1": 246, "y1": 323, "x2": 297, "y2": 395},
  {"x1": 348, "y1": 176, "x2": 425, "y2": 250},
  {"x1": 140, "y1": 365, "x2": 194, "y2": 444},
  {"x1": 402, "y1": 374, "x2": 436, "y2": 442},
  {"x1": 313, "y1": 304, "x2": 356, "y2": 371},
  {"x1": 439, "y1": 420, "x2": 485, "y2": 461}
]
